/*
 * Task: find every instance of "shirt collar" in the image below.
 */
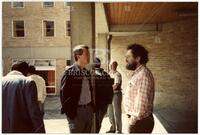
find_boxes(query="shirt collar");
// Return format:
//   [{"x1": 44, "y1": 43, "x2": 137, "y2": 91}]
[
  {"x1": 132, "y1": 64, "x2": 145, "y2": 75},
  {"x1": 29, "y1": 74, "x2": 38, "y2": 77},
  {"x1": 73, "y1": 63, "x2": 87, "y2": 71},
  {"x1": 110, "y1": 70, "x2": 117, "y2": 74},
  {"x1": 7, "y1": 70, "x2": 24, "y2": 76}
]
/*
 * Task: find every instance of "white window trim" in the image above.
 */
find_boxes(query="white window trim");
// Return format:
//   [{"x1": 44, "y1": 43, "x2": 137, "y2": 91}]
[
  {"x1": 42, "y1": 1, "x2": 55, "y2": 8},
  {"x1": 35, "y1": 66, "x2": 56, "y2": 71},
  {"x1": 42, "y1": 19, "x2": 56, "y2": 38},
  {"x1": 12, "y1": 19, "x2": 26, "y2": 38},
  {"x1": 12, "y1": 59, "x2": 56, "y2": 67},
  {"x1": 11, "y1": 2, "x2": 25, "y2": 8},
  {"x1": 64, "y1": 1, "x2": 70, "y2": 8}
]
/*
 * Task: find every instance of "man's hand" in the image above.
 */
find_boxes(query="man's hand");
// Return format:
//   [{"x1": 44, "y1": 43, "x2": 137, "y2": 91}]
[
  {"x1": 128, "y1": 115, "x2": 137, "y2": 126},
  {"x1": 112, "y1": 83, "x2": 120, "y2": 91}
]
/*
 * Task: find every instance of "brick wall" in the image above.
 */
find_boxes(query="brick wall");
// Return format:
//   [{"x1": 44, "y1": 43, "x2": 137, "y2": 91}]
[
  {"x1": 111, "y1": 18, "x2": 198, "y2": 111},
  {"x1": 2, "y1": 2, "x2": 71, "y2": 95},
  {"x1": 2, "y1": 2, "x2": 71, "y2": 47}
]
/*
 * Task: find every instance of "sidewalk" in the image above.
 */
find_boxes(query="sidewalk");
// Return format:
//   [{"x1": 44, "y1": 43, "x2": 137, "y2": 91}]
[
  {"x1": 44, "y1": 114, "x2": 167, "y2": 133},
  {"x1": 44, "y1": 96, "x2": 167, "y2": 133}
]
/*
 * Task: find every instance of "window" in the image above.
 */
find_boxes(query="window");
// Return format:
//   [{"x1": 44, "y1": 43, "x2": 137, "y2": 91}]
[
  {"x1": 64, "y1": 2, "x2": 71, "y2": 7},
  {"x1": 13, "y1": 20, "x2": 25, "y2": 37},
  {"x1": 36, "y1": 70, "x2": 56, "y2": 94},
  {"x1": 12, "y1": 59, "x2": 34, "y2": 65},
  {"x1": 12, "y1": 59, "x2": 56, "y2": 95},
  {"x1": 66, "y1": 21, "x2": 70, "y2": 36},
  {"x1": 43, "y1": 2, "x2": 54, "y2": 8},
  {"x1": 43, "y1": 20, "x2": 54, "y2": 37},
  {"x1": 34, "y1": 60, "x2": 56, "y2": 95},
  {"x1": 12, "y1": 2, "x2": 24, "y2": 8}
]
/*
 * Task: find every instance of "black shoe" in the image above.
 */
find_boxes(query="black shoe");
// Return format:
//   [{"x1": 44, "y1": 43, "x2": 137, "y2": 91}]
[
  {"x1": 116, "y1": 131, "x2": 122, "y2": 134},
  {"x1": 106, "y1": 130, "x2": 116, "y2": 133}
]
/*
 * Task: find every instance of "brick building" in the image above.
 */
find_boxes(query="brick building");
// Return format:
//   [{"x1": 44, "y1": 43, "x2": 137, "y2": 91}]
[
  {"x1": 3, "y1": 2, "x2": 71, "y2": 95},
  {"x1": 2, "y1": 2, "x2": 198, "y2": 133}
]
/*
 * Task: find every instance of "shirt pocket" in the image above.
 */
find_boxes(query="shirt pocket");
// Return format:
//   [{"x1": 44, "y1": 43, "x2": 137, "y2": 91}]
[{"x1": 128, "y1": 79, "x2": 139, "y2": 95}]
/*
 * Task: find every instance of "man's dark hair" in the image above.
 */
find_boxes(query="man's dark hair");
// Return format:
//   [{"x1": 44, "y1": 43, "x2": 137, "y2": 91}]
[
  {"x1": 11, "y1": 61, "x2": 29, "y2": 76},
  {"x1": 94, "y1": 57, "x2": 101, "y2": 68},
  {"x1": 127, "y1": 43, "x2": 149, "y2": 64},
  {"x1": 112, "y1": 61, "x2": 118, "y2": 67},
  {"x1": 28, "y1": 65, "x2": 36, "y2": 74},
  {"x1": 73, "y1": 45, "x2": 89, "y2": 61}
]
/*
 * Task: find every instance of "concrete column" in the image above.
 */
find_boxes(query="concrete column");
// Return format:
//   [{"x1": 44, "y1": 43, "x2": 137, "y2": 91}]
[
  {"x1": 95, "y1": 33, "x2": 109, "y2": 71},
  {"x1": 70, "y1": 2, "x2": 95, "y2": 64},
  {"x1": 70, "y1": 3, "x2": 96, "y2": 133}
]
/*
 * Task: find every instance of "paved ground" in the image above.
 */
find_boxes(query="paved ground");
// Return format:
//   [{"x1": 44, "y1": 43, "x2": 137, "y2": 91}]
[{"x1": 43, "y1": 95, "x2": 197, "y2": 133}]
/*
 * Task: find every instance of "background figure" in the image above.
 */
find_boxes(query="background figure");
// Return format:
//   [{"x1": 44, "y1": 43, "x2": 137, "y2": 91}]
[
  {"x1": 93, "y1": 57, "x2": 114, "y2": 133},
  {"x1": 2, "y1": 61, "x2": 45, "y2": 133},
  {"x1": 124, "y1": 43, "x2": 155, "y2": 133},
  {"x1": 60, "y1": 45, "x2": 94, "y2": 133},
  {"x1": 107, "y1": 61, "x2": 122, "y2": 133},
  {"x1": 27, "y1": 65, "x2": 47, "y2": 116}
]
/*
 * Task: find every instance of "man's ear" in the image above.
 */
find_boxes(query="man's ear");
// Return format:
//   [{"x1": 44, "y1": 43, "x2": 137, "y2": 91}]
[
  {"x1": 136, "y1": 56, "x2": 141, "y2": 63},
  {"x1": 77, "y1": 55, "x2": 81, "y2": 60}
]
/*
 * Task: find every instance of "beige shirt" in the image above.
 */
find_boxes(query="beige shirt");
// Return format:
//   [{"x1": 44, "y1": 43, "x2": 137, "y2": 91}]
[
  {"x1": 29, "y1": 74, "x2": 46, "y2": 103},
  {"x1": 109, "y1": 70, "x2": 122, "y2": 92}
]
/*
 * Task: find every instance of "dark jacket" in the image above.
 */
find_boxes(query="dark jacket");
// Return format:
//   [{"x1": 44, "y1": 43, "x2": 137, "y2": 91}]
[
  {"x1": 2, "y1": 71, "x2": 45, "y2": 133},
  {"x1": 60, "y1": 64, "x2": 94, "y2": 119},
  {"x1": 94, "y1": 68, "x2": 114, "y2": 109}
]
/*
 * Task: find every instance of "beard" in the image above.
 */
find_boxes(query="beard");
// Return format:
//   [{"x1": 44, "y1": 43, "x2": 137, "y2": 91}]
[{"x1": 126, "y1": 62, "x2": 137, "y2": 70}]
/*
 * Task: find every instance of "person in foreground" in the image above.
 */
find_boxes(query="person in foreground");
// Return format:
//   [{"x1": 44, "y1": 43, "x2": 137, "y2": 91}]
[
  {"x1": 2, "y1": 61, "x2": 45, "y2": 133},
  {"x1": 60, "y1": 45, "x2": 95, "y2": 133},
  {"x1": 124, "y1": 43, "x2": 155, "y2": 133}
]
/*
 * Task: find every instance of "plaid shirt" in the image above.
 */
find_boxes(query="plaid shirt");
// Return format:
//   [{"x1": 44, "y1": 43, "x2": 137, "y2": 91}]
[{"x1": 124, "y1": 65, "x2": 155, "y2": 125}]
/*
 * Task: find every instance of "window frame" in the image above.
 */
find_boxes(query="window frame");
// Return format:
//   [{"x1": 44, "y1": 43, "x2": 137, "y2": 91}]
[
  {"x1": 12, "y1": 20, "x2": 25, "y2": 38},
  {"x1": 35, "y1": 68, "x2": 56, "y2": 95},
  {"x1": 64, "y1": 1, "x2": 71, "y2": 7},
  {"x1": 42, "y1": 2, "x2": 55, "y2": 8},
  {"x1": 42, "y1": 19, "x2": 56, "y2": 38},
  {"x1": 66, "y1": 20, "x2": 71, "y2": 37},
  {"x1": 11, "y1": 2, "x2": 25, "y2": 8}
]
